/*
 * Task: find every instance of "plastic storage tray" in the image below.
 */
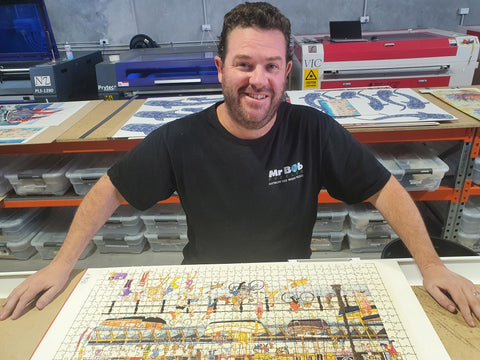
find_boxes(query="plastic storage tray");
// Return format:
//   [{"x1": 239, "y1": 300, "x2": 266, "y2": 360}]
[
  {"x1": 473, "y1": 157, "x2": 480, "y2": 186},
  {"x1": 0, "y1": 207, "x2": 48, "y2": 243},
  {"x1": 66, "y1": 153, "x2": 124, "y2": 195},
  {"x1": 368, "y1": 143, "x2": 449, "y2": 191},
  {"x1": 457, "y1": 231, "x2": 480, "y2": 253},
  {"x1": 97, "y1": 206, "x2": 144, "y2": 236},
  {"x1": 366, "y1": 144, "x2": 403, "y2": 181},
  {"x1": 93, "y1": 232, "x2": 146, "y2": 253},
  {"x1": 0, "y1": 232, "x2": 38, "y2": 260},
  {"x1": 31, "y1": 208, "x2": 96, "y2": 260},
  {"x1": 0, "y1": 155, "x2": 18, "y2": 196},
  {"x1": 140, "y1": 204, "x2": 187, "y2": 235},
  {"x1": 311, "y1": 231, "x2": 345, "y2": 252},
  {"x1": 348, "y1": 203, "x2": 395, "y2": 234},
  {"x1": 145, "y1": 232, "x2": 188, "y2": 252},
  {"x1": 347, "y1": 230, "x2": 398, "y2": 252},
  {"x1": 460, "y1": 196, "x2": 480, "y2": 234},
  {"x1": 4, "y1": 154, "x2": 78, "y2": 196},
  {"x1": 313, "y1": 204, "x2": 348, "y2": 232}
]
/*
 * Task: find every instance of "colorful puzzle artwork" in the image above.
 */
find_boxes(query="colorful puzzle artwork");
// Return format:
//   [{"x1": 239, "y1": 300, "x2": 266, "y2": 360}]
[
  {"x1": 429, "y1": 88, "x2": 480, "y2": 121},
  {"x1": 286, "y1": 88, "x2": 456, "y2": 127},
  {"x1": 0, "y1": 101, "x2": 89, "y2": 129},
  {"x1": 113, "y1": 95, "x2": 224, "y2": 139},
  {"x1": 31, "y1": 260, "x2": 449, "y2": 360}
]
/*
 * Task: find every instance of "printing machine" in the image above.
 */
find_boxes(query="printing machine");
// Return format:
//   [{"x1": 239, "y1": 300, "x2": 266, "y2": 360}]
[
  {"x1": 291, "y1": 28, "x2": 479, "y2": 90},
  {"x1": 96, "y1": 46, "x2": 221, "y2": 100},
  {"x1": 0, "y1": 0, "x2": 102, "y2": 103}
]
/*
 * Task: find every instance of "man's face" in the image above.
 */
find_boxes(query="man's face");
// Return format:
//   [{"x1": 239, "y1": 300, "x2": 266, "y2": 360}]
[{"x1": 215, "y1": 27, "x2": 292, "y2": 134}]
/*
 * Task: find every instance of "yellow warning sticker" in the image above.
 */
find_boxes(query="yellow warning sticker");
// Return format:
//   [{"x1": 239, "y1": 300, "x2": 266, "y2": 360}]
[{"x1": 304, "y1": 69, "x2": 319, "y2": 89}]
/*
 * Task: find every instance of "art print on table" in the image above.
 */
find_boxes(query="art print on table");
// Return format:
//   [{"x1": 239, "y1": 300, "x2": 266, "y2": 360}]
[
  {"x1": 286, "y1": 88, "x2": 456, "y2": 126},
  {"x1": 113, "y1": 95, "x2": 224, "y2": 139},
  {"x1": 429, "y1": 88, "x2": 480, "y2": 120},
  {"x1": 0, "y1": 101, "x2": 89, "y2": 129},
  {"x1": 0, "y1": 127, "x2": 47, "y2": 144}
]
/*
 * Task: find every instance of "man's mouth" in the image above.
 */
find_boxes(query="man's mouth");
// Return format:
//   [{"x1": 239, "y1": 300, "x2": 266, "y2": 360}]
[{"x1": 247, "y1": 93, "x2": 267, "y2": 100}]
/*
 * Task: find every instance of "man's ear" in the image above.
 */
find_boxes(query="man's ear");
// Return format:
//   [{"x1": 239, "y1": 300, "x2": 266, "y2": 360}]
[
  {"x1": 214, "y1": 56, "x2": 223, "y2": 84},
  {"x1": 285, "y1": 60, "x2": 293, "y2": 78}
]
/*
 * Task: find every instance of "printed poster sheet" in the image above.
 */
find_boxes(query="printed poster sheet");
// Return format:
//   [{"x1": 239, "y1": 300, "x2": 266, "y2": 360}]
[
  {"x1": 113, "y1": 95, "x2": 224, "y2": 139},
  {"x1": 429, "y1": 87, "x2": 480, "y2": 121},
  {"x1": 0, "y1": 101, "x2": 90, "y2": 144},
  {"x1": 30, "y1": 260, "x2": 450, "y2": 360},
  {"x1": 286, "y1": 88, "x2": 456, "y2": 127}
]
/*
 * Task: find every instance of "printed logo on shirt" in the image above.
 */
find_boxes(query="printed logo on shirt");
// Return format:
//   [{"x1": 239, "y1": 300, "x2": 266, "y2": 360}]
[{"x1": 268, "y1": 162, "x2": 304, "y2": 185}]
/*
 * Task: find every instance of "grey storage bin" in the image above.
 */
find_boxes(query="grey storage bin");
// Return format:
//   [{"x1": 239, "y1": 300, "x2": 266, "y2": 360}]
[
  {"x1": 93, "y1": 232, "x2": 146, "y2": 253},
  {"x1": 66, "y1": 153, "x2": 124, "y2": 195},
  {"x1": 348, "y1": 203, "x2": 395, "y2": 235},
  {"x1": 0, "y1": 207, "x2": 48, "y2": 242},
  {"x1": 0, "y1": 232, "x2": 38, "y2": 260},
  {"x1": 0, "y1": 155, "x2": 18, "y2": 196},
  {"x1": 97, "y1": 206, "x2": 143, "y2": 236},
  {"x1": 368, "y1": 143, "x2": 449, "y2": 191},
  {"x1": 31, "y1": 208, "x2": 96, "y2": 260},
  {"x1": 311, "y1": 231, "x2": 345, "y2": 252},
  {"x1": 460, "y1": 196, "x2": 480, "y2": 234},
  {"x1": 5, "y1": 154, "x2": 78, "y2": 196},
  {"x1": 347, "y1": 230, "x2": 398, "y2": 252},
  {"x1": 140, "y1": 204, "x2": 187, "y2": 235},
  {"x1": 473, "y1": 157, "x2": 480, "y2": 186},
  {"x1": 144, "y1": 232, "x2": 188, "y2": 252},
  {"x1": 313, "y1": 204, "x2": 348, "y2": 232},
  {"x1": 457, "y1": 231, "x2": 480, "y2": 253}
]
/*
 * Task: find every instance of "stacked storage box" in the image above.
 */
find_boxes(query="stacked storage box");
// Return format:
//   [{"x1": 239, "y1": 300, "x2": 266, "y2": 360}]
[
  {"x1": 4, "y1": 154, "x2": 79, "y2": 196},
  {"x1": 473, "y1": 157, "x2": 480, "y2": 185},
  {"x1": 0, "y1": 155, "x2": 19, "y2": 196},
  {"x1": 93, "y1": 206, "x2": 146, "y2": 253},
  {"x1": 311, "y1": 203, "x2": 348, "y2": 252},
  {"x1": 347, "y1": 203, "x2": 398, "y2": 252},
  {"x1": 66, "y1": 153, "x2": 124, "y2": 196},
  {"x1": 141, "y1": 204, "x2": 188, "y2": 252},
  {"x1": 0, "y1": 207, "x2": 49, "y2": 259},
  {"x1": 368, "y1": 143, "x2": 449, "y2": 191},
  {"x1": 31, "y1": 207, "x2": 96, "y2": 260},
  {"x1": 457, "y1": 196, "x2": 480, "y2": 253}
]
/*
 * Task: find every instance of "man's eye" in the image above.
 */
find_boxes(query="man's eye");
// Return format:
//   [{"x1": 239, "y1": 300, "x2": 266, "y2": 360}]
[{"x1": 237, "y1": 62, "x2": 250, "y2": 69}]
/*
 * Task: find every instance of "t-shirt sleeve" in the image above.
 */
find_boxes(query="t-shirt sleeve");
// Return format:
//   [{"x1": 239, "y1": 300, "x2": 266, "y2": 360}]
[
  {"x1": 107, "y1": 127, "x2": 176, "y2": 210},
  {"x1": 320, "y1": 119, "x2": 391, "y2": 204}
]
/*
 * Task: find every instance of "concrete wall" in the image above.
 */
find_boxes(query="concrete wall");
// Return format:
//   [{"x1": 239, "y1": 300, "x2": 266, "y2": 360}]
[{"x1": 44, "y1": 0, "x2": 480, "y2": 47}]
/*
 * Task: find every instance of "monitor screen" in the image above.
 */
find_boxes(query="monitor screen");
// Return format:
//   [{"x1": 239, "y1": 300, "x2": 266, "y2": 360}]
[
  {"x1": 329, "y1": 20, "x2": 363, "y2": 40},
  {"x1": 0, "y1": 0, "x2": 59, "y2": 62}
]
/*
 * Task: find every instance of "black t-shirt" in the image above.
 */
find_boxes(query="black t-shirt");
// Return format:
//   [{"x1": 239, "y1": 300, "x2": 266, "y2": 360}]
[{"x1": 108, "y1": 101, "x2": 390, "y2": 264}]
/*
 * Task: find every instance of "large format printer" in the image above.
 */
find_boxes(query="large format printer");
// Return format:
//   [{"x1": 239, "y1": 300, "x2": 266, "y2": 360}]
[
  {"x1": 291, "y1": 28, "x2": 479, "y2": 90},
  {"x1": 96, "y1": 46, "x2": 221, "y2": 100},
  {"x1": 0, "y1": 0, "x2": 102, "y2": 103}
]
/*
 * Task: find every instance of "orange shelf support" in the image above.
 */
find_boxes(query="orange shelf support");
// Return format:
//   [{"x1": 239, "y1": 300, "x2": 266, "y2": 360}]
[{"x1": 0, "y1": 195, "x2": 181, "y2": 209}]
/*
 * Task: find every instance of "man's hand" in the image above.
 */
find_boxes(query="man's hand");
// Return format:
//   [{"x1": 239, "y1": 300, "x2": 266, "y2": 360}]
[
  {"x1": 0, "y1": 262, "x2": 71, "y2": 320},
  {"x1": 422, "y1": 262, "x2": 480, "y2": 327}
]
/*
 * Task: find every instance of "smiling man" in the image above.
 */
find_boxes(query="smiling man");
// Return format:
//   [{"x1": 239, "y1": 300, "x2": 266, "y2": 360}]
[{"x1": 1, "y1": 2, "x2": 479, "y2": 328}]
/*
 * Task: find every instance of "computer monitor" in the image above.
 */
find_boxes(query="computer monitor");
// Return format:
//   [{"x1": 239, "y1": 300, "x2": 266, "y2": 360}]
[
  {"x1": 329, "y1": 20, "x2": 366, "y2": 42},
  {"x1": 0, "y1": 0, "x2": 59, "y2": 63}
]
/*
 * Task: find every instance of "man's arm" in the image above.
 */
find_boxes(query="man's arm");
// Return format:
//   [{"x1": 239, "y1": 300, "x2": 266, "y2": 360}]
[
  {"x1": 368, "y1": 175, "x2": 480, "y2": 327},
  {"x1": 0, "y1": 174, "x2": 125, "y2": 320}
]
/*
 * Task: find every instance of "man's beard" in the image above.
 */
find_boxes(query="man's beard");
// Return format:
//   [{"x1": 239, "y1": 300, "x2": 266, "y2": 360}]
[{"x1": 221, "y1": 82, "x2": 285, "y2": 131}]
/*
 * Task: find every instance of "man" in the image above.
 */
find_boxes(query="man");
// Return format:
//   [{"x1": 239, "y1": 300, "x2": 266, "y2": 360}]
[{"x1": 1, "y1": 2, "x2": 479, "y2": 327}]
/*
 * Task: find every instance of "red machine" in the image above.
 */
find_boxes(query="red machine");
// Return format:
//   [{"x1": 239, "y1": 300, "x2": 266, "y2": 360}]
[{"x1": 291, "y1": 28, "x2": 479, "y2": 90}]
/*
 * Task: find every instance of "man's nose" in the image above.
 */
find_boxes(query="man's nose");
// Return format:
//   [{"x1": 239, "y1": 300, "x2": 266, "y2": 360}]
[{"x1": 249, "y1": 66, "x2": 267, "y2": 88}]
